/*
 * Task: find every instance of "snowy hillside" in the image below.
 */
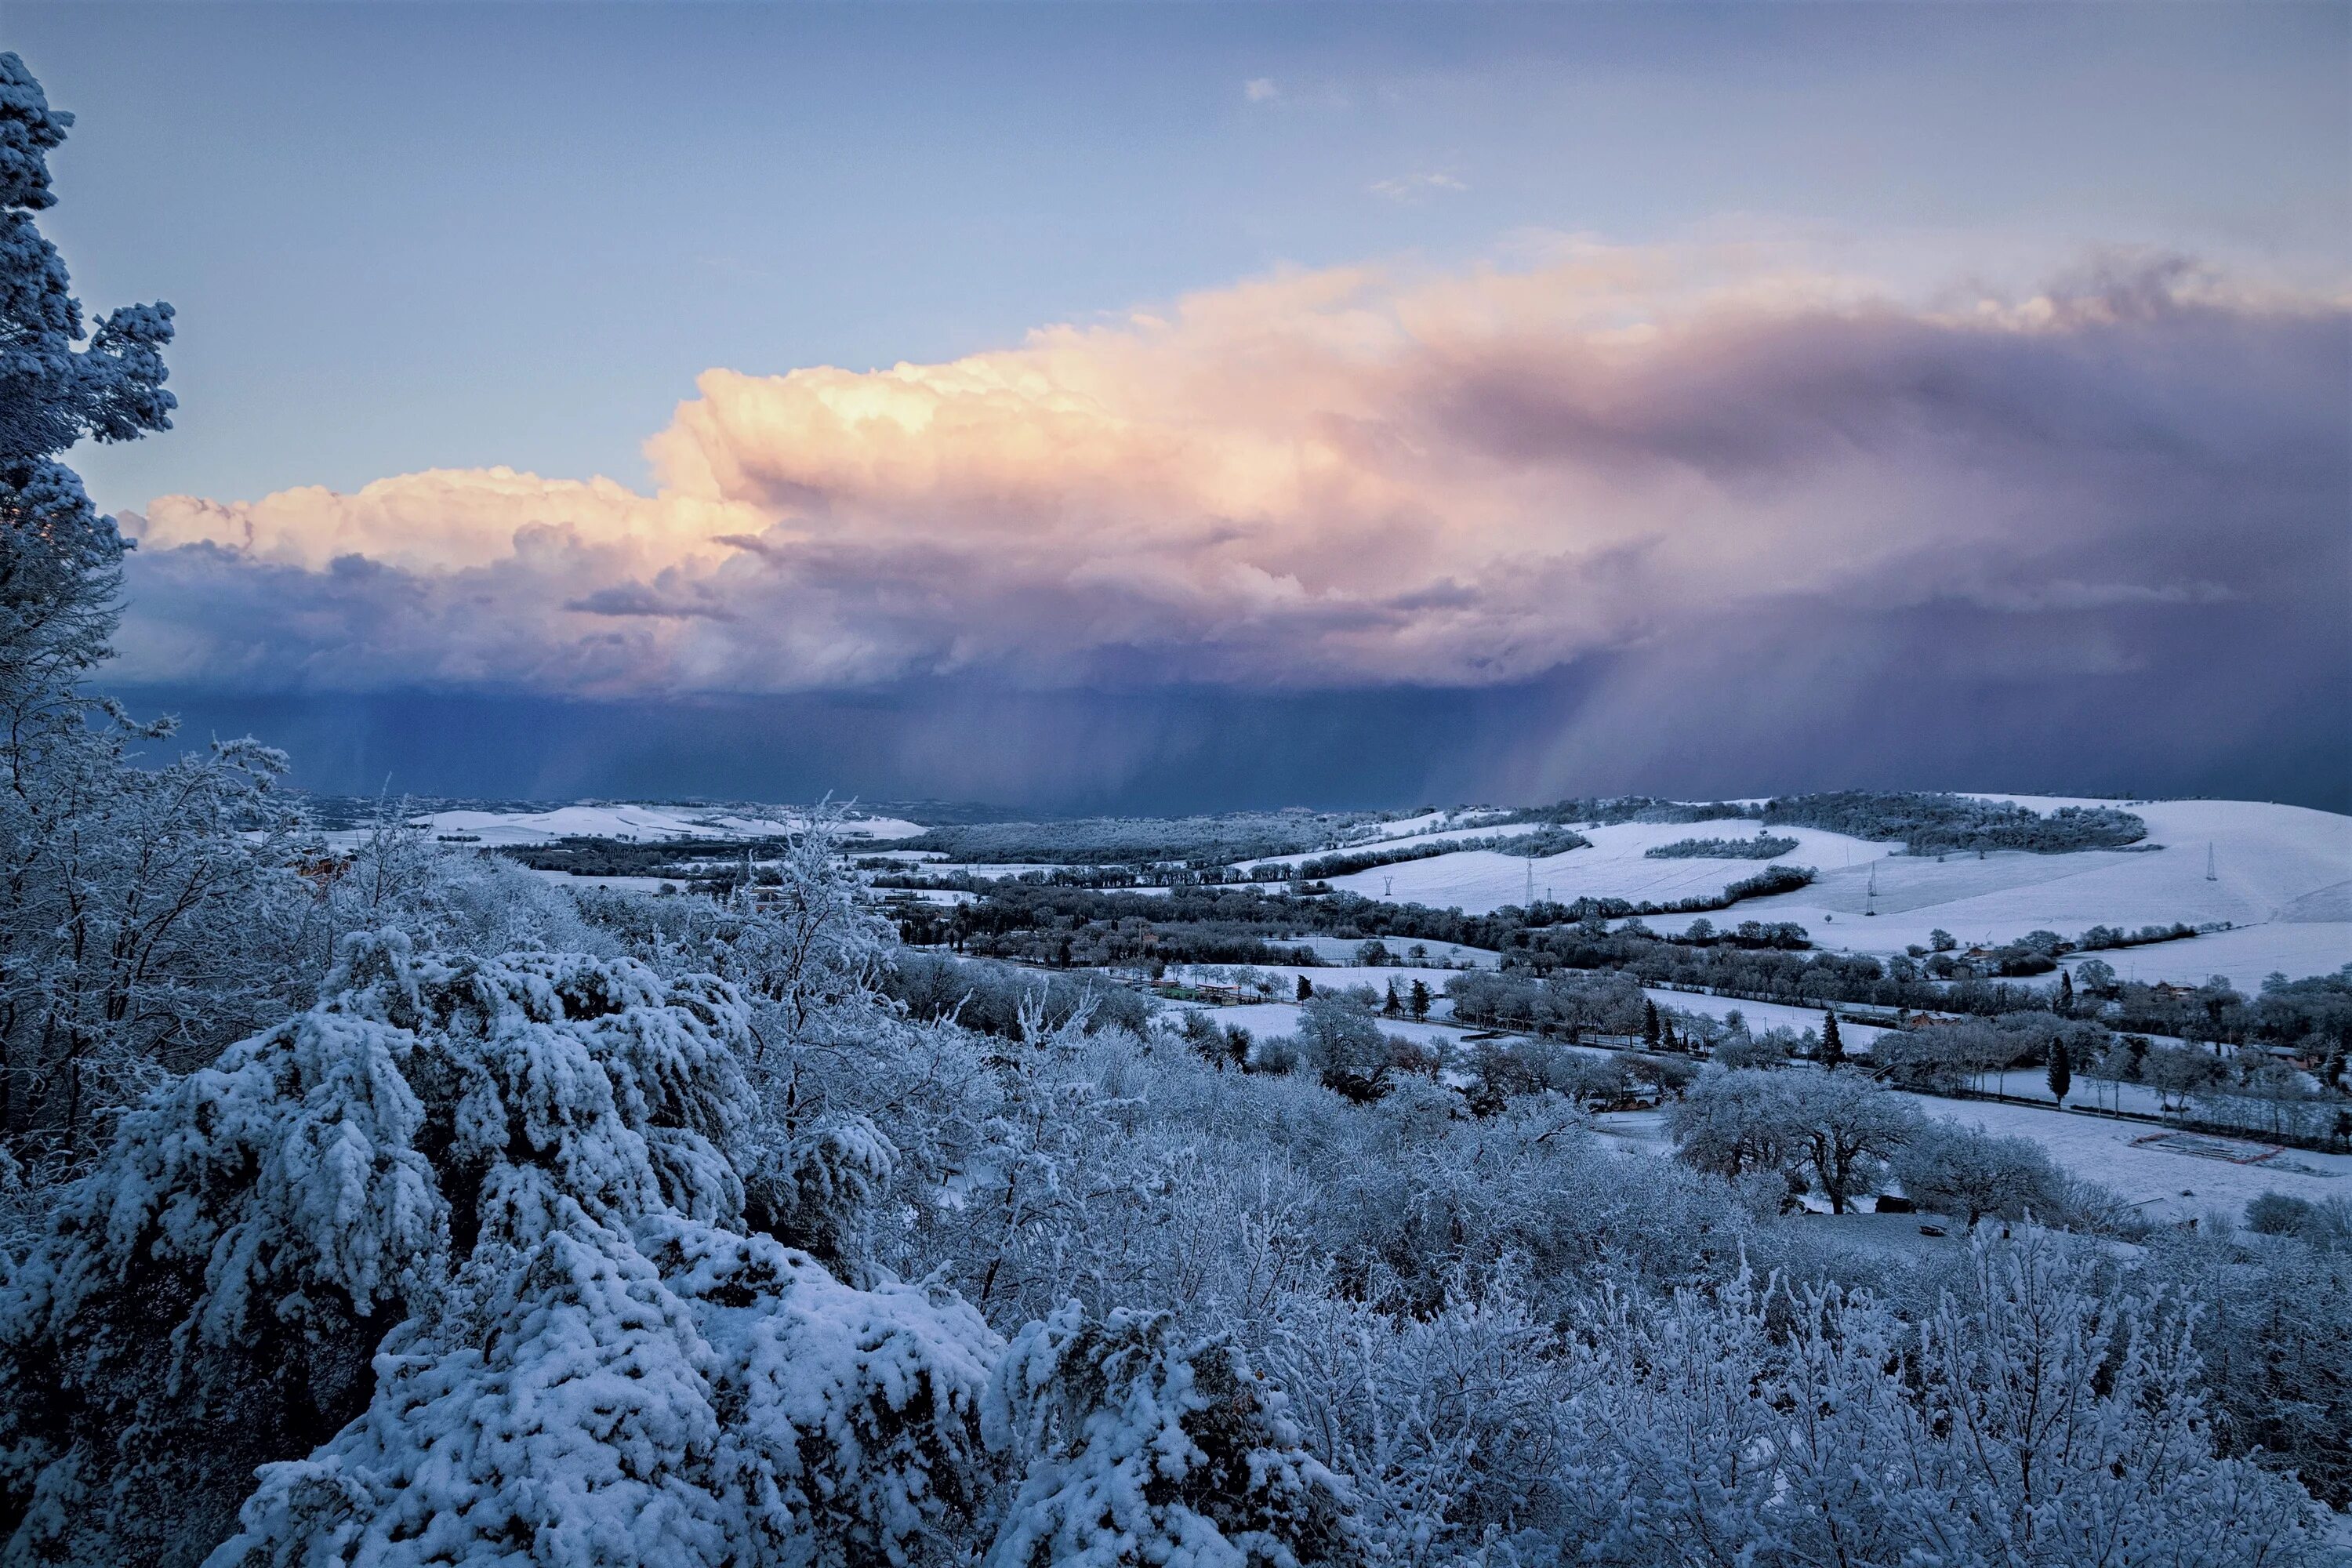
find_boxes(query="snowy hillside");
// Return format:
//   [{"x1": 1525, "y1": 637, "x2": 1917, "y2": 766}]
[
  {"x1": 1324, "y1": 818, "x2": 1889, "y2": 912},
  {"x1": 1327, "y1": 797, "x2": 2350, "y2": 987}
]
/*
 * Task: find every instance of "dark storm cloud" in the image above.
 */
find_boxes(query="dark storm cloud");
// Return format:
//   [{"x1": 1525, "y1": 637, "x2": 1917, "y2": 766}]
[{"x1": 110, "y1": 246, "x2": 2349, "y2": 807}]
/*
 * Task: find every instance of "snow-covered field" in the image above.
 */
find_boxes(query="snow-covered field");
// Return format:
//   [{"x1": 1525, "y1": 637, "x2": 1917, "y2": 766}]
[
  {"x1": 1163, "y1": 999, "x2": 1463, "y2": 1052},
  {"x1": 2054, "y1": 924, "x2": 2351, "y2": 995},
  {"x1": 1719, "y1": 799, "x2": 2349, "y2": 976},
  {"x1": 521, "y1": 869, "x2": 675, "y2": 895},
  {"x1": 1263, "y1": 935, "x2": 1499, "y2": 968},
  {"x1": 1599, "y1": 1091, "x2": 2344, "y2": 1226},
  {"x1": 1325, "y1": 797, "x2": 2349, "y2": 985},
  {"x1": 1642, "y1": 989, "x2": 1891, "y2": 1051},
  {"x1": 1977, "y1": 1069, "x2": 2168, "y2": 1117},
  {"x1": 399, "y1": 803, "x2": 928, "y2": 847},
  {"x1": 1167, "y1": 964, "x2": 1471, "y2": 1014},
  {"x1": 1898, "y1": 1094, "x2": 2351, "y2": 1223},
  {"x1": 1325, "y1": 817, "x2": 1882, "y2": 913}
]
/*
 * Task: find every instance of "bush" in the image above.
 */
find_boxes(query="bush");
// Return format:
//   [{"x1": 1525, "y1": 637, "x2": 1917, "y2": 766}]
[{"x1": 884, "y1": 951, "x2": 1149, "y2": 1038}]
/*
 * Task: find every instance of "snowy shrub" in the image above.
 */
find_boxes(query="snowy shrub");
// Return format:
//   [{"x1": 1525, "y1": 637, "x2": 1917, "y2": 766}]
[
  {"x1": 982, "y1": 1304, "x2": 1356, "y2": 1568},
  {"x1": 0, "y1": 931, "x2": 1004, "y2": 1567},
  {"x1": 884, "y1": 952, "x2": 1149, "y2": 1041},
  {"x1": 741, "y1": 1116, "x2": 900, "y2": 1284},
  {"x1": 1556, "y1": 1233, "x2": 2318, "y2": 1566},
  {"x1": 1257, "y1": 1285, "x2": 1576, "y2": 1561},
  {"x1": 2158, "y1": 1217, "x2": 2352, "y2": 1510},
  {"x1": 218, "y1": 1214, "x2": 999, "y2": 1568}
]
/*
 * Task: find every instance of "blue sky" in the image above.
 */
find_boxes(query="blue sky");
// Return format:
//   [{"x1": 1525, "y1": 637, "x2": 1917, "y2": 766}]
[
  {"x1": 12, "y1": 5, "x2": 2350, "y2": 808},
  {"x1": 23, "y1": 2, "x2": 2345, "y2": 510}
]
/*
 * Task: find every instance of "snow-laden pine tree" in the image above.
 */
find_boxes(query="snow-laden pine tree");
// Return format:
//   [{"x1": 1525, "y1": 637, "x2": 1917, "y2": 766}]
[{"x1": 0, "y1": 932, "x2": 1001, "y2": 1567}]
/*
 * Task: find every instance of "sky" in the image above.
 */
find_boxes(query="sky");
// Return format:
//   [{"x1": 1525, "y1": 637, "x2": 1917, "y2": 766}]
[{"x1": 14, "y1": 3, "x2": 2351, "y2": 811}]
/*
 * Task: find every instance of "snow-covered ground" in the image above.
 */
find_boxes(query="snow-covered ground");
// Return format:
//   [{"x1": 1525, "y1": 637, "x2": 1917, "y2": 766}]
[
  {"x1": 1714, "y1": 799, "x2": 2349, "y2": 975},
  {"x1": 1898, "y1": 1094, "x2": 2350, "y2": 1222},
  {"x1": 1326, "y1": 818, "x2": 1888, "y2": 914},
  {"x1": 1599, "y1": 1090, "x2": 2343, "y2": 1226},
  {"x1": 1975, "y1": 1068, "x2": 2169, "y2": 1116},
  {"x1": 2053, "y1": 924, "x2": 2351, "y2": 995},
  {"x1": 1166, "y1": 964, "x2": 1471, "y2": 1014},
  {"x1": 1327, "y1": 798, "x2": 2349, "y2": 985},
  {"x1": 1642, "y1": 989, "x2": 1891, "y2": 1051},
  {"x1": 1266, "y1": 935, "x2": 1499, "y2": 968},
  {"x1": 1163, "y1": 999, "x2": 1463, "y2": 1052},
  {"x1": 521, "y1": 868, "x2": 677, "y2": 895},
  {"x1": 401, "y1": 803, "x2": 928, "y2": 847}
]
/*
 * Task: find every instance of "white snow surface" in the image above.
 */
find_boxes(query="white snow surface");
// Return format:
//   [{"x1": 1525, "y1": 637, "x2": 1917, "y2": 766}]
[
  {"x1": 1266, "y1": 935, "x2": 1499, "y2": 968},
  {"x1": 1896, "y1": 1094, "x2": 2352, "y2": 1223},
  {"x1": 1640, "y1": 989, "x2": 1891, "y2": 1051},
  {"x1": 1169, "y1": 999, "x2": 1463, "y2": 1052},
  {"x1": 1328, "y1": 818, "x2": 1885, "y2": 913},
  {"x1": 2053, "y1": 924, "x2": 2352, "y2": 996},
  {"x1": 1599, "y1": 1088, "x2": 2344, "y2": 1226},
  {"x1": 1334, "y1": 798, "x2": 2350, "y2": 983}
]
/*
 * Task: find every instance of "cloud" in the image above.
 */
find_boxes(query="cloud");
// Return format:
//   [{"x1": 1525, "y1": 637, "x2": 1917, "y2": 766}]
[
  {"x1": 1369, "y1": 172, "x2": 1468, "y2": 202},
  {"x1": 118, "y1": 242, "x2": 2347, "y2": 782},
  {"x1": 1243, "y1": 78, "x2": 1279, "y2": 103}
]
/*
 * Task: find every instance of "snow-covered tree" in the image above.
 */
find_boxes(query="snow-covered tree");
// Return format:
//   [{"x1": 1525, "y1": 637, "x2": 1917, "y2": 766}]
[
  {"x1": 1892, "y1": 1121, "x2": 2069, "y2": 1229},
  {"x1": 0, "y1": 932, "x2": 1003, "y2": 1567},
  {"x1": 1558, "y1": 1234, "x2": 2320, "y2": 1566},
  {"x1": 0, "y1": 53, "x2": 333, "y2": 1235},
  {"x1": 983, "y1": 1304, "x2": 1356, "y2": 1568},
  {"x1": 0, "y1": 51, "x2": 174, "y2": 696}
]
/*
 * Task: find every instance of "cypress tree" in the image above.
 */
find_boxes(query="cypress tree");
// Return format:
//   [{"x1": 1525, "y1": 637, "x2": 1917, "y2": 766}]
[
  {"x1": 2057, "y1": 970, "x2": 2075, "y2": 1016},
  {"x1": 1642, "y1": 999, "x2": 1661, "y2": 1051},
  {"x1": 2048, "y1": 1037, "x2": 2071, "y2": 1106},
  {"x1": 1296, "y1": 974, "x2": 1313, "y2": 1002},
  {"x1": 1820, "y1": 1011, "x2": 1844, "y2": 1069}
]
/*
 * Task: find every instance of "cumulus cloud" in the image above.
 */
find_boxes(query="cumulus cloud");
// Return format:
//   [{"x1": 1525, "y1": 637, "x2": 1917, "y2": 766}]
[{"x1": 118, "y1": 241, "x2": 2348, "y2": 737}]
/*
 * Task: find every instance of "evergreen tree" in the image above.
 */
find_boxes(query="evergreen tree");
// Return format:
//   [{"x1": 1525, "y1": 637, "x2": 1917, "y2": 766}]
[
  {"x1": 1383, "y1": 979, "x2": 1403, "y2": 1018},
  {"x1": 1296, "y1": 973, "x2": 1313, "y2": 1002},
  {"x1": 1642, "y1": 999, "x2": 1661, "y2": 1052},
  {"x1": 2057, "y1": 969, "x2": 2076, "y2": 1016},
  {"x1": 1407, "y1": 979, "x2": 1431, "y2": 1022},
  {"x1": 2047, "y1": 1036, "x2": 2071, "y2": 1107},
  {"x1": 1820, "y1": 1011, "x2": 1844, "y2": 1069}
]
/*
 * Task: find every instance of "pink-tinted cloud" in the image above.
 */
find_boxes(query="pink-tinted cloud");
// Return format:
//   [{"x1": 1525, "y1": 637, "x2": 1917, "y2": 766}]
[{"x1": 118, "y1": 243, "x2": 2348, "y2": 702}]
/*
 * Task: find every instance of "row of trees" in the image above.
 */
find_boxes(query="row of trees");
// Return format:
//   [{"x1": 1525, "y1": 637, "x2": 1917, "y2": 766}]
[{"x1": 1512, "y1": 791, "x2": 2149, "y2": 854}]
